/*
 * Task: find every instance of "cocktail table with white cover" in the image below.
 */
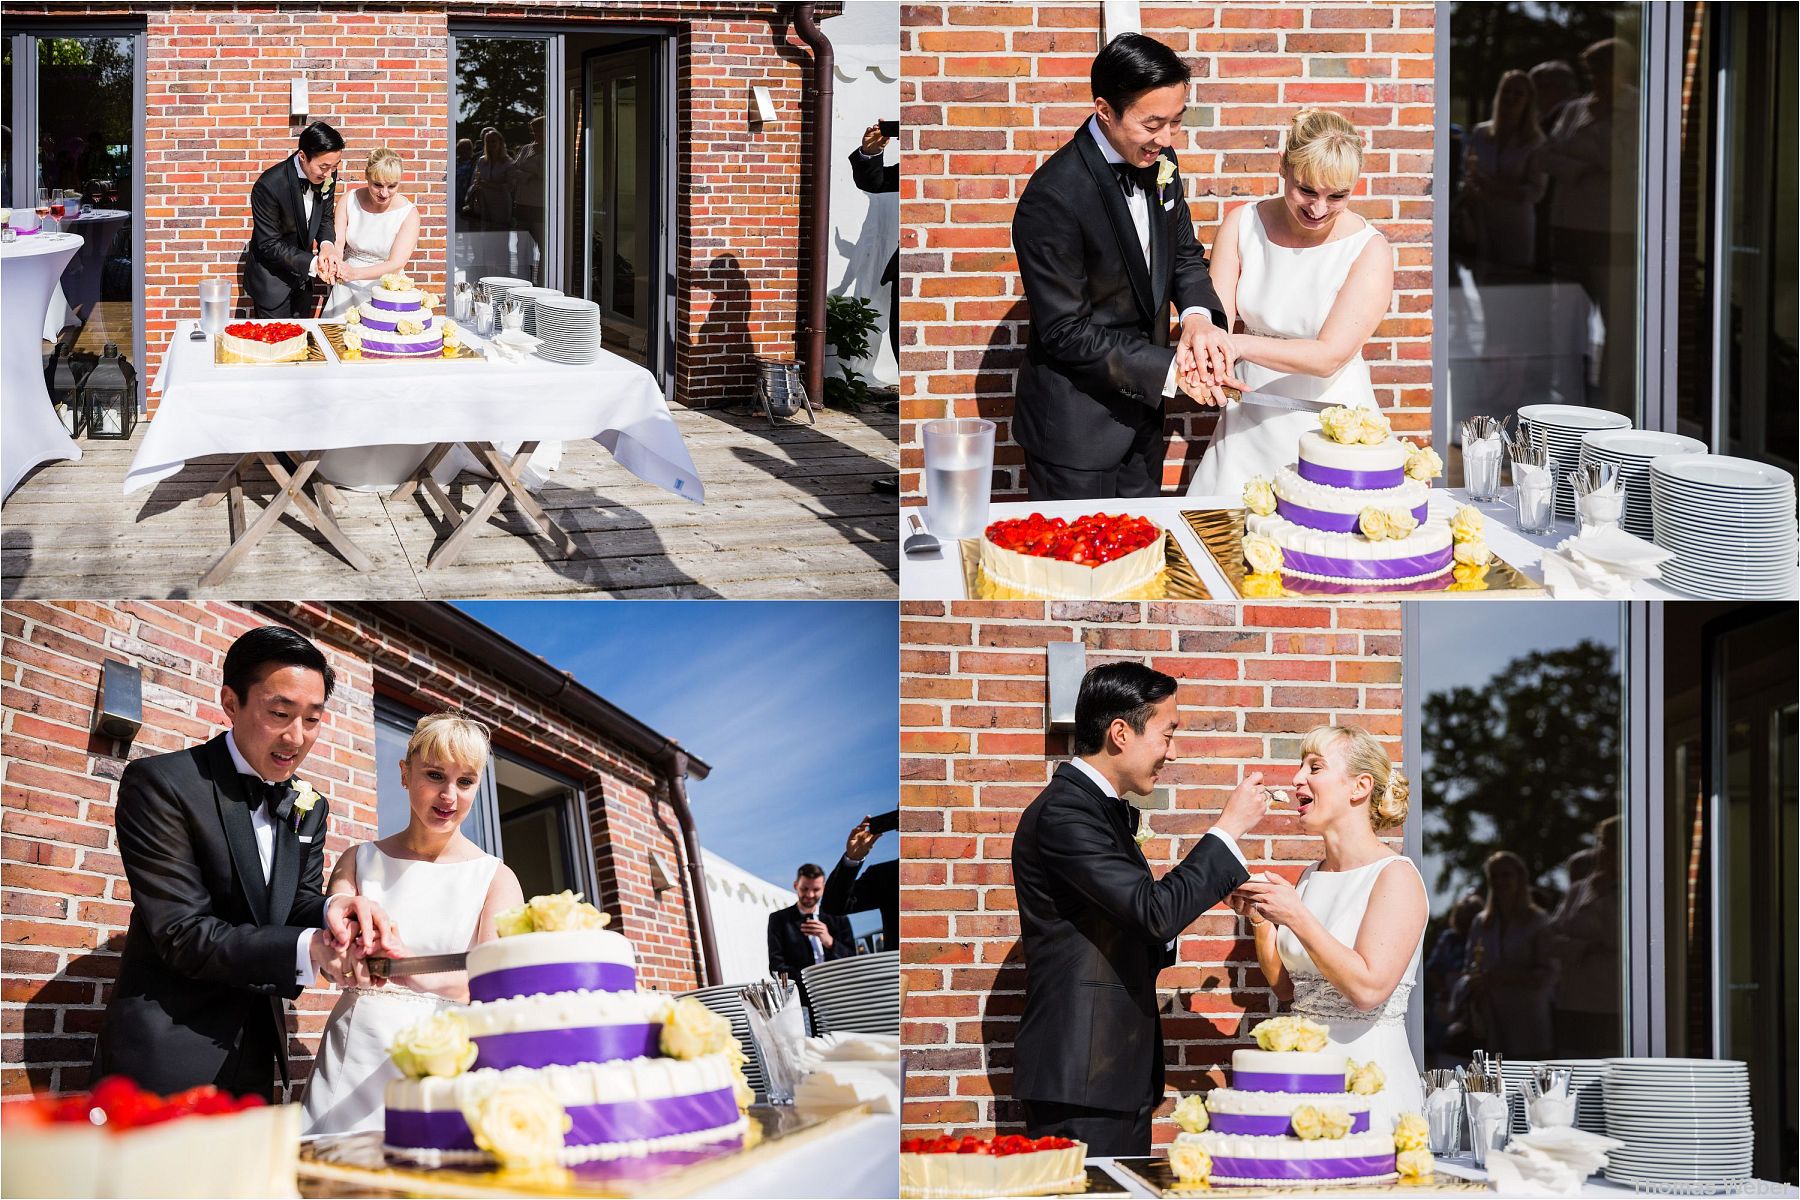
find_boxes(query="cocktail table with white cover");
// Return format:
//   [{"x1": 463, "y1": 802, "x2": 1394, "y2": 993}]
[
  {"x1": 897, "y1": 490, "x2": 1795, "y2": 600},
  {"x1": 3, "y1": 231, "x2": 85, "y2": 499},
  {"x1": 130, "y1": 319, "x2": 704, "y2": 576},
  {"x1": 40, "y1": 208, "x2": 131, "y2": 338}
]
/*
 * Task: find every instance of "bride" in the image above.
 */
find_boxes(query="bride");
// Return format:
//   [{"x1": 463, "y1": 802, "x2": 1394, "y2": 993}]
[
  {"x1": 1183, "y1": 109, "x2": 1395, "y2": 499},
  {"x1": 1232, "y1": 724, "x2": 1427, "y2": 1133},
  {"x1": 300, "y1": 714, "x2": 524, "y2": 1136},
  {"x1": 319, "y1": 146, "x2": 420, "y2": 320}
]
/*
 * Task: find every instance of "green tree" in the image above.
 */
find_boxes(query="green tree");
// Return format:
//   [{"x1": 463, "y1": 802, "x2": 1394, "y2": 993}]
[
  {"x1": 453, "y1": 38, "x2": 545, "y2": 149},
  {"x1": 1421, "y1": 639, "x2": 1621, "y2": 907}
]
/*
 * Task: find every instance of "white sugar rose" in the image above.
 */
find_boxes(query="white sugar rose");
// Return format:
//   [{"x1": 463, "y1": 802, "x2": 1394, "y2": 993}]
[
  {"x1": 1290, "y1": 1103, "x2": 1325, "y2": 1140},
  {"x1": 1396, "y1": 1147, "x2": 1435, "y2": 1180},
  {"x1": 1453, "y1": 538, "x2": 1492, "y2": 567},
  {"x1": 494, "y1": 903, "x2": 534, "y2": 938},
  {"x1": 1394, "y1": 1112, "x2": 1429, "y2": 1152},
  {"x1": 1318, "y1": 1105, "x2": 1353, "y2": 1139},
  {"x1": 1171, "y1": 1092, "x2": 1210, "y2": 1134},
  {"x1": 1243, "y1": 533, "x2": 1284, "y2": 576},
  {"x1": 1450, "y1": 503, "x2": 1485, "y2": 542},
  {"x1": 464, "y1": 1084, "x2": 571, "y2": 1168},
  {"x1": 1403, "y1": 439, "x2": 1443, "y2": 481},
  {"x1": 1385, "y1": 508, "x2": 1419, "y2": 538},
  {"x1": 389, "y1": 1011, "x2": 478, "y2": 1079},
  {"x1": 525, "y1": 890, "x2": 610, "y2": 933},
  {"x1": 343, "y1": 305, "x2": 362, "y2": 325},
  {"x1": 1348, "y1": 1060, "x2": 1387, "y2": 1095},
  {"x1": 1319, "y1": 406, "x2": 1362, "y2": 445},
  {"x1": 662, "y1": 996, "x2": 735, "y2": 1060},
  {"x1": 1359, "y1": 507, "x2": 1394, "y2": 540},
  {"x1": 1242, "y1": 476, "x2": 1277, "y2": 517},
  {"x1": 1168, "y1": 1142, "x2": 1212, "y2": 1183},
  {"x1": 1357, "y1": 407, "x2": 1392, "y2": 445}
]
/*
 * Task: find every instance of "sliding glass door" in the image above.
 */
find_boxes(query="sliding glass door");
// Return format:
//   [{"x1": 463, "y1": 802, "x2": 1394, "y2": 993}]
[{"x1": 581, "y1": 41, "x2": 662, "y2": 367}]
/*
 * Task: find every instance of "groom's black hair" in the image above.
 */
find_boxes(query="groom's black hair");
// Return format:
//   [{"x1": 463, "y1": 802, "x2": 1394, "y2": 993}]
[
  {"x1": 297, "y1": 121, "x2": 345, "y2": 158},
  {"x1": 222, "y1": 625, "x2": 336, "y2": 703},
  {"x1": 1091, "y1": 32, "x2": 1190, "y2": 116},
  {"x1": 1073, "y1": 662, "x2": 1178, "y2": 756}
]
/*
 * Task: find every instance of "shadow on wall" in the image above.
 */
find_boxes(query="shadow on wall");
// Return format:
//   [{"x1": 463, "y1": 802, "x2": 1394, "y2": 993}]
[{"x1": 694, "y1": 253, "x2": 755, "y2": 406}]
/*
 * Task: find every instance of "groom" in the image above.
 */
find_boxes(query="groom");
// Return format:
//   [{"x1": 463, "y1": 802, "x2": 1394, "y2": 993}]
[
  {"x1": 91, "y1": 625, "x2": 393, "y2": 1099},
  {"x1": 1011, "y1": 662, "x2": 1265, "y2": 1155},
  {"x1": 245, "y1": 120, "x2": 344, "y2": 318},
  {"x1": 1012, "y1": 33, "x2": 1242, "y2": 501}
]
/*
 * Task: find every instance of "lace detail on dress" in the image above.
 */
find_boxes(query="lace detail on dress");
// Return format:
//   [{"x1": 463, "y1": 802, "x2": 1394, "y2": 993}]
[{"x1": 1290, "y1": 975, "x2": 1413, "y2": 1028}]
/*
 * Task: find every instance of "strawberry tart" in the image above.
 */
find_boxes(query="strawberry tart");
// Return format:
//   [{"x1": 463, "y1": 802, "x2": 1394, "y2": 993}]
[
  {"x1": 220, "y1": 320, "x2": 310, "y2": 364},
  {"x1": 979, "y1": 513, "x2": 1166, "y2": 599},
  {"x1": 900, "y1": 1134, "x2": 1087, "y2": 1199}
]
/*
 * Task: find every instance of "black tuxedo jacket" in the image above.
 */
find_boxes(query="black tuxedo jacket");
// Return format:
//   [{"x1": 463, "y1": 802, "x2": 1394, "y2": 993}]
[
  {"x1": 823, "y1": 855, "x2": 898, "y2": 948},
  {"x1": 244, "y1": 154, "x2": 336, "y2": 310},
  {"x1": 767, "y1": 903, "x2": 857, "y2": 986},
  {"x1": 92, "y1": 734, "x2": 331, "y2": 1094},
  {"x1": 1010, "y1": 763, "x2": 1249, "y2": 1112},
  {"x1": 849, "y1": 148, "x2": 899, "y2": 285},
  {"x1": 1011, "y1": 122, "x2": 1224, "y2": 473}
]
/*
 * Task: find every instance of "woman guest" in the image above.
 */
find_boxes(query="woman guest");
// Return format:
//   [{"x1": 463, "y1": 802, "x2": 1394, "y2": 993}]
[
  {"x1": 299, "y1": 714, "x2": 524, "y2": 1136},
  {"x1": 1457, "y1": 849, "x2": 1557, "y2": 1059},
  {"x1": 1232, "y1": 725, "x2": 1428, "y2": 1132},
  {"x1": 1460, "y1": 70, "x2": 1549, "y2": 273},
  {"x1": 320, "y1": 147, "x2": 422, "y2": 320},
  {"x1": 1184, "y1": 109, "x2": 1395, "y2": 498}
]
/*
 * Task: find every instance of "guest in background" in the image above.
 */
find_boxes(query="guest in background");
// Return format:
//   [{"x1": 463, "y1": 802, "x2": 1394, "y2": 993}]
[
  {"x1": 848, "y1": 122, "x2": 899, "y2": 358},
  {"x1": 767, "y1": 862, "x2": 854, "y2": 1012},
  {"x1": 1423, "y1": 889, "x2": 1483, "y2": 1066},
  {"x1": 512, "y1": 116, "x2": 548, "y2": 281},
  {"x1": 453, "y1": 137, "x2": 475, "y2": 215},
  {"x1": 1460, "y1": 70, "x2": 1547, "y2": 274},
  {"x1": 824, "y1": 812, "x2": 898, "y2": 949},
  {"x1": 1458, "y1": 850, "x2": 1557, "y2": 1059},
  {"x1": 1548, "y1": 816, "x2": 1622, "y2": 1057},
  {"x1": 464, "y1": 126, "x2": 515, "y2": 230}
]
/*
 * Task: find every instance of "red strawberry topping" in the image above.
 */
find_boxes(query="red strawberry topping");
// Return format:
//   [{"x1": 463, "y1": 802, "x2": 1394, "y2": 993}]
[{"x1": 985, "y1": 513, "x2": 1160, "y2": 566}]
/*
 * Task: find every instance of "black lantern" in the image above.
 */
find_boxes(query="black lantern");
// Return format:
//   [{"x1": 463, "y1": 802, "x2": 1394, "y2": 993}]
[
  {"x1": 79, "y1": 342, "x2": 138, "y2": 440},
  {"x1": 44, "y1": 342, "x2": 90, "y2": 438}
]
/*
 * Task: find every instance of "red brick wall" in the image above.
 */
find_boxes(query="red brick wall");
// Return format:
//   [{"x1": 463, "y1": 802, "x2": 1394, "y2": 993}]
[
  {"x1": 898, "y1": 599, "x2": 1407, "y2": 1142},
  {"x1": 3, "y1": 0, "x2": 839, "y2": 410},
  {"x1": 899, "y1": 1, "x2": 1436, "y2": 499},
  {"x1": 0, "y1": 600, "x2": 701, "y2": 1101}
]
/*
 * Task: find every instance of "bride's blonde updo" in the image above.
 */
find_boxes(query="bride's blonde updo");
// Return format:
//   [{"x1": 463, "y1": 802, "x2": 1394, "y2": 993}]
[
  {"x1": 404, "y1": 712, "x2": 491, "y2": 771},
  {"x1": 1281, "y1": 108, "x2": 1364, "y2": 192},
  {"x1": 365, "y1": 146, "x2": 405, "y2": 186},
  {"x1": 1300, "y1": 724, "x2": 1410, "y2": 831}
]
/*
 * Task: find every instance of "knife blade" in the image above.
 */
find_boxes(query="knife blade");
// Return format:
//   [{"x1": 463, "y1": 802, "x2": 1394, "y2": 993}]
[{"x1": 367, "y1": 952, "x2": 468, "y2": 981}]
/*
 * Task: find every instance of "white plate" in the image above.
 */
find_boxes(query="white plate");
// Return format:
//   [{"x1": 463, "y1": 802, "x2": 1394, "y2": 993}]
[
  {"x1": 1583, "y1": 429, "x2": 1709, "y2": 459},
  {"x1": 1653, "y1": 454, "x2": 1798, "y2": 491},
  {"x1": 1520, "y1": 404, "x2": 1635, "y2": 430}
]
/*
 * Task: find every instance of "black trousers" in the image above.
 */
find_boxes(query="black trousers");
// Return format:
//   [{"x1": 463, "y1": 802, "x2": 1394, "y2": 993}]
[
  {"x1": 1024, "y1": 421, "x2": 1166, "y2": 501},
  {"x1": 253, "y1": 285, "x2": 313, "y2": 320},
  {"x1": 1022, "y1": 1096, "x2": 1155, "y2": 1158}
]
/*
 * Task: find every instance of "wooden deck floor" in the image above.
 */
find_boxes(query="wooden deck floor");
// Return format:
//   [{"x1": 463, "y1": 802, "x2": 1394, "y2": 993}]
[{"x1": 2, "y1": 405, "x2": 898, "y2": 599}]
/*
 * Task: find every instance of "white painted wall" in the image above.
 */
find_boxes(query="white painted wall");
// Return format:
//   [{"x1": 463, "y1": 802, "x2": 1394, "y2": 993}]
[
  {"x1": 823, "y1": 1, "x2": 900, "y2": 388},
  {"x1": 700, "y1": 848, "x2": 794, "y2": 985}
]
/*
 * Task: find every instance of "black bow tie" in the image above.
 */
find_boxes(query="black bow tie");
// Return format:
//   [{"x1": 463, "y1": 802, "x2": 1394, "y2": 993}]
[
  {"x1": 244, "y1": 775, "x2": 295, "y2": 823},
  {"x1": 1111, "y1": 160, "x2": 1157, "y2": 195}
]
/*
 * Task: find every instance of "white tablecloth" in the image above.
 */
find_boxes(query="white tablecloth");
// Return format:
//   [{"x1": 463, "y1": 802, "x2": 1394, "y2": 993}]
[
  {"x1": 1084, "y1": 1154, "x2": 1798, "y2": 1197},
  {"x1": 691, "y1": 1112, "x2": 896, "y2": 1199},
  {"x1": 40, "y1": 209, "x2": 130, "y2": 339},
  {"x1": 3, "y1": 232, "x2": 84, "y2": 499},
  {"x1": 900, "y1": 489, "x2": 1797, "y2": 600},
  {"x1": 130, "y1": 320, "x2": 703, "y2": 503}
]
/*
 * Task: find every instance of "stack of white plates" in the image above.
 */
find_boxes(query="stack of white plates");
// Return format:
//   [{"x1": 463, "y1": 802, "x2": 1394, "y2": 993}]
[
  {"x1": 1578, "y1": 429, "x2": 1708, "y2": 539},
  {"x1": 1542, "y1": 1059, "x2": 1612, "y2": 1138},
  {"x1": 801, "y1": 950, "x2": 900, "y2": 1037},
  {"x1": 511, "y1": 286, "x2": 564, "y2": 336},
  {"x1": 477, "y1": 275, "x2": 532, "y2": 304},
  {"x1": 1497, "y1": 1060, "x2": 1543, "y2": 1135},
  {"x1": 1649, "y1": 455, "x2": 1797, "y2": 598},
  {"x1": 533, "y1": 295, "x2": 603, "y2": 364},
  {"x1": 1602, "y1": 1058, "x2": 1753, "y2": 1187},
  {"x1": 680, "y1": 983, "x2": 767, "y2": 1099},
  {"x1": 1517, "y1": 404, "x2": 1634, "y2": 519}
]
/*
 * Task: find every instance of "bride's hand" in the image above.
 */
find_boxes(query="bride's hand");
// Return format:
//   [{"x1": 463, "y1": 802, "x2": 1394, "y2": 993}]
[{"x1": 1238, "y1": 872, "x2": 1308, "y2": 929}]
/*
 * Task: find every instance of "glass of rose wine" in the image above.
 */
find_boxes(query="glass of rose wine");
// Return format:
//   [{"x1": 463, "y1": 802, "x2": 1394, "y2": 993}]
[{"x1": 35, "y1": 188, "x2": 52, "y2": 231}]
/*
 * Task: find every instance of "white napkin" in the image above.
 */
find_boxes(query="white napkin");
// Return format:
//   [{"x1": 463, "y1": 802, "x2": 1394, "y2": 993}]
[
  {"x1": 795, "y1": 1065, "x2": 901, "y2": 1116},
  {"x1": 1485, "y1": 1145, "x2": 1585, "y2": 1197},
  {"x1": 1561, "y1": 526, "x2": 1673, "y2": 576},
  {"x1": 818, "y1": 1033, "x2": 900, "y2": 1061}
]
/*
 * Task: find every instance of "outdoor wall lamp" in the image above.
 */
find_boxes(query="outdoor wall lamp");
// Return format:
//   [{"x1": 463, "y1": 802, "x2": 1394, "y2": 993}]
[
  {"x1": 290, "y1": 76, "x2": 309, "y2": 119},
  {"x1": 1047, "y1": 641, "x2": 1085, "y2": 729},
  {"x1": 648, "y1": 852, "x2": 676, "y2": 895},
  {"x1": 92, "y1": 659, "x2": 143, "y2": 747},
  {"x1": 749, "y1": 85, "x2": 776, "y2": 125}
]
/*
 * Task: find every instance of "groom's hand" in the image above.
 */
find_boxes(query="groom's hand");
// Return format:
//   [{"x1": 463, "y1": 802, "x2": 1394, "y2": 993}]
[
  {"x1": 327, "y1": 894, "x2": 399, "y2": 957},
  {"x1": 1177, "y1": 317, "x2": 1245, "y2": 403},
  {"x1": 309, "y1": 928, "x2": 357, "y2": 987},
  {"x1": 1215, "y1": 771, "x2": 1266, "y2": 840}
]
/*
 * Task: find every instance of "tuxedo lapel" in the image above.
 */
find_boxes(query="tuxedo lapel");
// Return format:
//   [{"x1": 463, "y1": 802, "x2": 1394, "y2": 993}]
[
  {"x1": 1055, "y1": 762, "x2": 1137, "y2": 850},
  {"x1": 283, "y1": 156, "x2": 309, "y2": 246},
  {"x1": 1073, "y1": 125, "x2": 1154, "y2": 319},
  {"x1": 1148, "y1": 152, "x2": 1173, "y2": 316},
  {"x1": 265, "y1": 807, "x2": 300, "y2": 927},
  {"x1": 207, "y1": 736, "x2": 270, "y2": 924}
]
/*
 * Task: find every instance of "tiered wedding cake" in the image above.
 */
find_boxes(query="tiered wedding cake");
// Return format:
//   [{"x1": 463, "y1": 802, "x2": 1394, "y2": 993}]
[
  {"x1": 1168, "y1": 1017, "x2": 1432, "y2": 1188},
  {"x1": 1239, "y1": 407, "x2": 1490, "y2": 590},
  {"x1": 382, "y1": 892, "x2": 751, "y2": 1167},
  {"x1": 342, "y1": 274, "x2": 456, "y2": 359}
]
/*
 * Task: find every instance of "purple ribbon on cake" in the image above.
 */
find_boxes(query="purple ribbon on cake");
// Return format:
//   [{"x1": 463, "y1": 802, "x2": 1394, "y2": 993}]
[
  {"x1": 1209, "y1": 1111, "x2": 1371, "y2": 1136},
  {"x1": 1232, "y1": 1070, "x2": 1351, "y2": 1094},
  {"x1": 367, "y1": 296, "x2": 421, "y2": 312},
  {"x1": 469, "y1": 961, "x2": 638, "y2": 1003},
  {"x1": 1296, "y1": 460, "x2": 1405, "y2": 490},
  {"x1": 1275, "y1": 497, "x2": 1429, "y2": 534},
  {"x1": 473, "y1": 1023, "x2": 663, "y2": 1070},
  {"x1": 357, "y1": 337, "x2": 443, "y2": 356},
  {"x1": 386, "y1": 1087, "x2": 739, "y2": 1152},
  {"x1": 1210, "y1": 1154, "x2": 1395, "y2": 1181},
  {"x1": 358, "y1": 313, "x2": 434, "y2": 334},
  {"x1": 1275, "y1": 546, "x2": 1453, "y2": 582}
]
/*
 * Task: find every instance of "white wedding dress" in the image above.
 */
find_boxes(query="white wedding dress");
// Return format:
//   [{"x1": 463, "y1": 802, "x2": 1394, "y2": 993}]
[
  {"x1": 299, "y1": 843, "x2": 501, "y2": 1137},
  {"x1": 320, "y1": 190, "x2": 413, "y2": 320},
  {"x1": 1187, "y1": 202, "x2": 1386, "y2": 498},
  {"x1": 1275, "y1": 854, "x2": 1426, "y2": 1133}
]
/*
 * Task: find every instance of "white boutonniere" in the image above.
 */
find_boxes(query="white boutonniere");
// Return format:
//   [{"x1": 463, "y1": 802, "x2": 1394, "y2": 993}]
[
  {"x1": 1133, "y1": 818, "x2": 1153, "y2": 847},
  {"x1": 1155, "y1": 156, "x2": 1177, "y2": 204},
  {"x1": 320, "y1": 174, "x2": 336, "y2": 197},
  {"x1": 291, "y1": 780, "x2": 321, "y2": 828}
]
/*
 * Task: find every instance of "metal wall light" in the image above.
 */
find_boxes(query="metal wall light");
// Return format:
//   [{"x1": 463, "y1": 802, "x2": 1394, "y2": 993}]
[
  {"x1": 1047, "y1": 641, "x2": 1086, "y2": 729},
  {"x1": 93, "y1": 659, "x2": 144, "y2": 746}
]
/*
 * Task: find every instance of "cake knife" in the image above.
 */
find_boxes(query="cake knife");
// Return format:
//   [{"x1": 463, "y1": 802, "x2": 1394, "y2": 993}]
[{"x1": 365, "y1": 953, "x2": 466, "y2": 981}]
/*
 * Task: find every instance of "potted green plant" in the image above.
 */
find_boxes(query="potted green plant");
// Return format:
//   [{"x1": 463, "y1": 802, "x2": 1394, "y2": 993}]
[{"x1": 823, "y1": 293, "x2": 882, "y2": 409}]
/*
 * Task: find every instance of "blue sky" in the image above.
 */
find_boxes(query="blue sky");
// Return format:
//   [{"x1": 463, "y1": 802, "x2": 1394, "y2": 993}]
[{"x1": 456, "y1": 602, "x2": 898, "y2": 925}]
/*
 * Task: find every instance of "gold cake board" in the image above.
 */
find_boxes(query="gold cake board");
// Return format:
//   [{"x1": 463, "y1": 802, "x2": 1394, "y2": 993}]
[
  {"x1": 959, "y1": 531, "x2": 1211, "y2": 601},
  {"x1": 1110, "y1": 1157, "x2": 1490, "y2": 1197},
  {"x1": 213, "y1": 325, "x2": 333, "y2": 366},
  {"x1": 297, "y1": 1105, "x2": 869, "y2": 1199},
  {"x1": 1183, "y1": 509, "x2": 1546, "y2": 600}
]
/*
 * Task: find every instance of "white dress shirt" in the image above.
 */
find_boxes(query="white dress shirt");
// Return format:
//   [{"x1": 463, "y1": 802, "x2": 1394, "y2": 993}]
[
  {"x1": 224, "y1": 731, "x2": 339, "y2": 985},
  {"x1": 797, "y1": 906, "x2": 825, "y2": 964},
  {"x1": 1085, "y1": 117, "x2": 1213, "y2": 398}
]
